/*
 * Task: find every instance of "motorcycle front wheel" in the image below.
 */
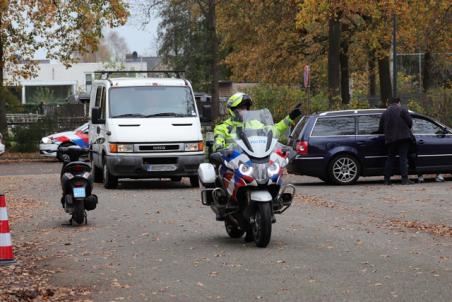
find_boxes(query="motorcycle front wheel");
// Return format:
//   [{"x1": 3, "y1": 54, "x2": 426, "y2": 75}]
[{"x1": 252, "y1": 203, "x2": 272, "y2": 248}]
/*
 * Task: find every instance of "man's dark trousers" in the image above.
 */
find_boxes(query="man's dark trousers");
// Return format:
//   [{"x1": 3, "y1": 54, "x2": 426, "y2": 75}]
[{"x1": 384, "y1": 139, "x2": 411, "y2": 182}]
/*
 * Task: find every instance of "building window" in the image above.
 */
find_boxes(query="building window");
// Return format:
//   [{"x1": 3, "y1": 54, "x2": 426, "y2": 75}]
[{"x1": 85, "y1": 74, "x2": 92, "y2": 94}]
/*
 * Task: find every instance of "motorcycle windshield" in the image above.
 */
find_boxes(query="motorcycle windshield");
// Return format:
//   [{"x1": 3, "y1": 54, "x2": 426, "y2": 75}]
[{"x1": 233, "y1": 109, "x2": 278, "y2": 158}]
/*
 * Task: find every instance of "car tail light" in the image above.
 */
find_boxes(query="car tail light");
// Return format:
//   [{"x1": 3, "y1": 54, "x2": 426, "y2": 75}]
[{"x1": 295, "y1": 141, "x2": 309, "y2": 155}]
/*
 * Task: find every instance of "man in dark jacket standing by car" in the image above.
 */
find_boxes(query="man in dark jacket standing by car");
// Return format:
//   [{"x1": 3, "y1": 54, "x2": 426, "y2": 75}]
[{"x1": 379, "y1": 97, "x2": 414, "y2": 185}]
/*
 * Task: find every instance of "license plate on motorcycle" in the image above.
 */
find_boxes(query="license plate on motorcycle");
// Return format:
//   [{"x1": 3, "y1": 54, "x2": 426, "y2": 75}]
[{"x1": 73, "y1": 187, "x2": 86, "y2": 198}]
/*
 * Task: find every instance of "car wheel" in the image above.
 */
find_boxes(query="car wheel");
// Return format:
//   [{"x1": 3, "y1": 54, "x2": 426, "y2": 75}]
[
  {"x1": 103, "y1": 161, "x2": 118, "y2": 189},
  {"x1": 189, "y1": 176, "x2": 199, "y2": 187},
  {"x1": 328, "y1": 154, "x2": 360, "y2": 185},
  {"x1": 57, "y1": 143, "x2": 73, "y2": 162}
]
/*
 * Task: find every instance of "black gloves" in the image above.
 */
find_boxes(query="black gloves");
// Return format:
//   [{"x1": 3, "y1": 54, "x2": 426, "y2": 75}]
[{"x1": 289, "y1": 103, "x2": 302, "y2": 120}]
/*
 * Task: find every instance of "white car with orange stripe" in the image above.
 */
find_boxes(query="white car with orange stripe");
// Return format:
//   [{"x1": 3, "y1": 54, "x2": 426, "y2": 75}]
[{"x1": 0, "y1": 132, "x2": 5, "y2": 156}]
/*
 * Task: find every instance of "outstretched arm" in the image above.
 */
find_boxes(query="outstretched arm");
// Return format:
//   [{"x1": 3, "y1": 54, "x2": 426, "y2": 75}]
[{"x1": 213, "y1": 123, "x2": 228, "y2": 151}]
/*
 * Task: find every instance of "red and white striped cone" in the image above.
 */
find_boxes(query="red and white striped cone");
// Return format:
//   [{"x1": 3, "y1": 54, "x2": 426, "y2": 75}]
[{"x1": 0, "y1": 193, "x2": 16, "y2": 265}]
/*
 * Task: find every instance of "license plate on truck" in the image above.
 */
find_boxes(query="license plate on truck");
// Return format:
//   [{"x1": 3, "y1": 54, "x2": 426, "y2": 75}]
[{"x1": 73, "y1": 187, "x2": 86, "y2": 198}]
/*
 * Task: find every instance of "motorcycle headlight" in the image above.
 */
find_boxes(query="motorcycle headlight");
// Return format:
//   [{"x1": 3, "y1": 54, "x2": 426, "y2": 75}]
[
  {"x1": 267, "y1": 162, "x2": 280, "y2": 176},
  {"x1": 239, "y1": 163, "x2": 254, "y2": 176}
]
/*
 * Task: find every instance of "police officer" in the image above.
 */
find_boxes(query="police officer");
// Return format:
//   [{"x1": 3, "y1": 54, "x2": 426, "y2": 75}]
[{"x1": 213, "y1": 92, "x2": 302, "y2": 151}]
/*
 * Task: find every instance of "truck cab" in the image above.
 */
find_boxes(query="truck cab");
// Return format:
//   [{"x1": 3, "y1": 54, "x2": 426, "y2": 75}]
[{"x1": 89, "y1": 75, "x2": 204, "y2": 189}]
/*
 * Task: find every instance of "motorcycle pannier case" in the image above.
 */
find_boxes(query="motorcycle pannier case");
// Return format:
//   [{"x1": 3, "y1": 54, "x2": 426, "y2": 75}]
[{"x1": 198, "y1": 163, "x2": 216, "y2": 205}]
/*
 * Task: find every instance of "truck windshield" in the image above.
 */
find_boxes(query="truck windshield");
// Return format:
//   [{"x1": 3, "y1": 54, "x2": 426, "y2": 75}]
[{"x1": 109, "y1": 86, "x2": 197, "y2": 118}]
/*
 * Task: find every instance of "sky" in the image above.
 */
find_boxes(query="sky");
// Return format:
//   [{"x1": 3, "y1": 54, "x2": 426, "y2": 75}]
[
  {"x1": 105, "y1": 14, "x2": 161, "y2": 57},
  {"x1": 35, "y1": 7, "x2": 161, "y2": 60}
]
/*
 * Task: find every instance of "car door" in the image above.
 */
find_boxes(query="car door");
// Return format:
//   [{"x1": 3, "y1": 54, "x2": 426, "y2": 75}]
[
  {"x1": 413, "y1": 116, "x2": 452, "y2": 173},
  {"x1": 309, "y1": 116, "x2": 357, "y2": 158},
  {"x1": 90, "y1": 86, "x2": 105, "y2": 168},
  {"x1": 356, "y1": 114, "x2": 386, "y2": 175}
]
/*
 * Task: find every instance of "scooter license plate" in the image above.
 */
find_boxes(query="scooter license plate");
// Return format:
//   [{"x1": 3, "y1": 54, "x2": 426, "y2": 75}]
[{"x1": 73, "y1": 187, "x2": 86, "y2": 198}]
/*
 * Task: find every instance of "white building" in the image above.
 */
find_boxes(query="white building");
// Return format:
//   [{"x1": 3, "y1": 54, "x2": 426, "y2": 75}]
[{"x1": 6, "y1": 61, "x2": 147, "y2": 104}]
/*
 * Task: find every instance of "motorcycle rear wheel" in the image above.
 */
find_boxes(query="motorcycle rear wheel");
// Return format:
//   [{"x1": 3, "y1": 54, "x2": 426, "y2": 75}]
[
  {"x1": 252, "y1": 203, "x2": 272, "y2": 248},
  {"x1": 225, "y1": 216, "x2": 245, "y2": 238}
]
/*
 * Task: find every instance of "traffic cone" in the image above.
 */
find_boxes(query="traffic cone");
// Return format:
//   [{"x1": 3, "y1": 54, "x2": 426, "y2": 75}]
[{"x1": 0, "y1": 193, "x2": 16, "y2": 265}]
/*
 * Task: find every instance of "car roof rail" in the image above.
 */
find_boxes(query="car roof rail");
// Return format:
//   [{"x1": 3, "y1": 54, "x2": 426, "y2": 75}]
[
  {"x1": 93, "y1": 70, "x2": 186, "y2": 80},
  {"x1": 318, "y1": 109, "x2": 387, "y2": 117}
]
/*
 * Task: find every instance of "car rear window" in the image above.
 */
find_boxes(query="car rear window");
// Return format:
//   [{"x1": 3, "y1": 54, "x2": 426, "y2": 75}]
[
  {"x1": 290, "y1": 116, "x2": 307, "y2": 139},
  {"x1": 312, "y1": 117, "x2": 356, "y2": 136},
  {"x1": 358, "y1": 115, "x2": 381, "y2": 135}
]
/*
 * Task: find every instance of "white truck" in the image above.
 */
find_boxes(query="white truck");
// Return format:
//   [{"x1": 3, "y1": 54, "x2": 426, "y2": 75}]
[{"x1": 88, "y1": 72, "x2": 205, "y2": 189}]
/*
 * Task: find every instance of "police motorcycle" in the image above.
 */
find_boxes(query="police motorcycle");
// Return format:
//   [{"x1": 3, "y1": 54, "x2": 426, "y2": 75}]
[
  {"x1": 59, "y1": 146, "x2": 98, "y2": 225},
  {"x1": 198, "y1": 109, "x2": 295, "y2": 247}
]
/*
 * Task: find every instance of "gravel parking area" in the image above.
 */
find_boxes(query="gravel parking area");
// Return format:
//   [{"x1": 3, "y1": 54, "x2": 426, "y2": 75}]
[{"x1": 0, "y1": 162, "x2": 451, "y2": 302}]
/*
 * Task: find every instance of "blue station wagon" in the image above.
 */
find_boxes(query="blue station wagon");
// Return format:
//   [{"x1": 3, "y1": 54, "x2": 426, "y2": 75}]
[{"x1": 288, "y1": 109, "x2": 452, "y2": 185}]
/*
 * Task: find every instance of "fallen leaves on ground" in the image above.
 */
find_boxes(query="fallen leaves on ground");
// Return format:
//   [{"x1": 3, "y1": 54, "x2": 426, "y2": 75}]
[
  {"x1": 0, "y1": 151, "x2": 56, "y2": 163},
  {"x1": 294, "y1": 194, "x2": 337, "y2": 208},
  {"x1": 0, "y1": 194, "x2": 91, "y2": 302},
  {"x1": 387, "y1": 219, "x2": 452, "y2": 237}
]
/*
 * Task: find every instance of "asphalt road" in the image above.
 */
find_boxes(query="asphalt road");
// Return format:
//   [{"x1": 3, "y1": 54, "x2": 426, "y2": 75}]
[{"x1": 1, "y1": 162, "x2": 451, "y2": 302}]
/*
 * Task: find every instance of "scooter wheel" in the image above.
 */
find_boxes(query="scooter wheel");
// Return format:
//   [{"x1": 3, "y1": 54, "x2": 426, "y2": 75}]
[{"x1": 72, "y1": 203, "x2": 86, "y2": 225}]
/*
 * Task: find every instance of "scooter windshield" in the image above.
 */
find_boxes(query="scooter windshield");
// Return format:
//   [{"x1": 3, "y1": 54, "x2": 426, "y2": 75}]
[{"x1": 233, "y1": 109, "x2": 278, "y2": 158}]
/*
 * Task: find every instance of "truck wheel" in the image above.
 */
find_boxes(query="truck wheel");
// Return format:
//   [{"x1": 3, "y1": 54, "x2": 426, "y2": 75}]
[
  {"x1": 103, "y1": 161, "x2": 118, "y2": 189},
  {"x1": 92, "y1": 164, "x2": 103, "y2": 183},
  {"x1": 189, "y1": 176, "x2": 199, "y2": 187}
]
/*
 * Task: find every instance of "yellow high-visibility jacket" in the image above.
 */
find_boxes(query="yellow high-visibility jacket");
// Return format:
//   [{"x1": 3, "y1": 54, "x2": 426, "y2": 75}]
[{"x1": 213, "y1": 115, "x2": 293, "y2": 151}]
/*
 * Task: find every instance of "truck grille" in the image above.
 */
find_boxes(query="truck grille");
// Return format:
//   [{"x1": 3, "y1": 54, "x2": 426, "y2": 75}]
[{"x1": 138, "y1": 144, "x2": 180, "y2": 152}]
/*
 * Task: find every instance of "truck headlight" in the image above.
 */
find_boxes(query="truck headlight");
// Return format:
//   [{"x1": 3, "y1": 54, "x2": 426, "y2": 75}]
[
  {"x1": 185, "y1": 141, "x2": 204, "y2": 152},
  {"x1": 110, "y1": 144, "x2": 133, "y2": 153}
]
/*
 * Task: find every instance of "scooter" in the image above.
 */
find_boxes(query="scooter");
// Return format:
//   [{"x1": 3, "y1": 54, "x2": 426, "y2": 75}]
[
  {"x1": 198, "y1": 109, "x2": 296, "y2": 247},
  {"x1": 59, "y1": 146, "x2": 98, "y2": 225}
]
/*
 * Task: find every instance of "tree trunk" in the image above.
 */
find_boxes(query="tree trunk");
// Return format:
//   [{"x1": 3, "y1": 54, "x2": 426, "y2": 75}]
[
  {"x1": 368, "y1": 50, "x2": 377, "y2": 107},
  {"x1": 0, "y1": 11, "x2": 7, "y2": 135},
  {"x1": 207, "y1": 0, "x2": 219, "y2": 124},
  {"x1": 378, "y1": 55, "x2": 392, "y2": 108},
  {"x1": 327, "y1": 16, "x2": 341, "y2": 108},
  {"x1": 339, "y1": 24, "x2": 350, "y2": 105},
  {"x1": 422, "y1": 51, "x2": 432, "y2": 92}
]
